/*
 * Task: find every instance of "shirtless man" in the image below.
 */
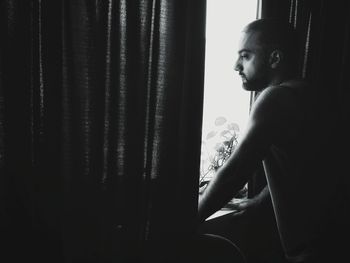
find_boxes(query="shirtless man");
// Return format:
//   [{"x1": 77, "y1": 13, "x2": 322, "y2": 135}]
[{"x1": 198, "y1": 18, "x2": 333, "y2": 263}]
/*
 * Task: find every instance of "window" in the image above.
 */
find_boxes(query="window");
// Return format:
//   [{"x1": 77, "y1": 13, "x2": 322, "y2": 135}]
[{"x1": 199, "y1": 1, "x2": 258, "y2": 205}]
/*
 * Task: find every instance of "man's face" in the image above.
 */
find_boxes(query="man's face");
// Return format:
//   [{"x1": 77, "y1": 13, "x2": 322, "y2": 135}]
[{"x1": 234, "y1": 31, "x2": 270, "y2": 91}]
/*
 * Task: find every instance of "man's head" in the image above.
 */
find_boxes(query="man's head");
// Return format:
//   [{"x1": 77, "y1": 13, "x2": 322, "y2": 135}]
[{"x1": 234, "y1": 18, "x2": 299, "y2": 91}]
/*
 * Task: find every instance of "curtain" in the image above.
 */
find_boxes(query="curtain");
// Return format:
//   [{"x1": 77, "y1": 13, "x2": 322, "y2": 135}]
[{"x1": 0, "y1": 1, "x2": 206, "y2": 262}]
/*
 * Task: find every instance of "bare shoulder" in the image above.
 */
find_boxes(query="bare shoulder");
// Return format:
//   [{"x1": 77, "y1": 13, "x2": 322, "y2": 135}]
[
  {"x1": 261, "y1": 79, "x2": 306, "y2": 101},
  {"x1": 248, "y1": 79, "x2": 309, "y2": 139},
  {"x1": 252, "y1": 79, "x2": 308, "y2": 116}
]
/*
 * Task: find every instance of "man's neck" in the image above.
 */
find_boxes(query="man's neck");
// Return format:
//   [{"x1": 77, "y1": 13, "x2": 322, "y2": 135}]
[
  {"x1": 269, "y1": 69, "x2": 299, "y2": 86},
  {"x1": 269, "y1": 75, "x2": 290, "y2": 87}
]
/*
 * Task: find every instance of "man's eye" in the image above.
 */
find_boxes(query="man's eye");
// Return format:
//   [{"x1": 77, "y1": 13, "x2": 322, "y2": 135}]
[{"x1": 240, "y1": 54, "x2": 249, "y2": 59}]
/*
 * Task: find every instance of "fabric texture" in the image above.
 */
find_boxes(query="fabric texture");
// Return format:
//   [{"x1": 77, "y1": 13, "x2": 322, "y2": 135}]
[{"x1": 0, "y1": 1, "x2": 206, "y2": 262}]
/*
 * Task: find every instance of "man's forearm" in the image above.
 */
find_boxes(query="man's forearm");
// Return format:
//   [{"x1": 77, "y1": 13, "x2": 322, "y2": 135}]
[{"x1": 197, "y1": 164, "x2": 248, "y2": 222}]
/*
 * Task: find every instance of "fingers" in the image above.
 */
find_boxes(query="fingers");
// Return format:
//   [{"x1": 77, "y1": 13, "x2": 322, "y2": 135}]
[
  {"x1": 234, "y1": 200, "x2": 249, "y2": 209},
  {"x1": 231, "y1": 210, "x2": 245, "y2": 216},
  {"x1": 225, "y1": 202, "x2": 243, "y2": 211}
]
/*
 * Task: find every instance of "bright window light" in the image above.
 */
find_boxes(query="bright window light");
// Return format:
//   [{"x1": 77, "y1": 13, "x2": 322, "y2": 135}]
[{"x1": 200, "y1": 1, "x2": 258, "y2": 185}]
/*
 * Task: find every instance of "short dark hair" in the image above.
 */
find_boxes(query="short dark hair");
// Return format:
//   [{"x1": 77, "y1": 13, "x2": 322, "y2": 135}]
[{"x1": 243, "y1": 18, "x2": 300, "y2": 71}]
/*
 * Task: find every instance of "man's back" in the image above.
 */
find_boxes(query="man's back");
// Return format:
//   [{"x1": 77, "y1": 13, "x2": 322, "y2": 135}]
[{"x1": 261, "y1": 80, "x2": 333, "y2": 262}]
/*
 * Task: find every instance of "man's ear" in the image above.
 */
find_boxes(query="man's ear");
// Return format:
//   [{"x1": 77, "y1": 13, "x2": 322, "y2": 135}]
[{"x1": 269, "y1": 50, "x2": 283, "y2": 69}]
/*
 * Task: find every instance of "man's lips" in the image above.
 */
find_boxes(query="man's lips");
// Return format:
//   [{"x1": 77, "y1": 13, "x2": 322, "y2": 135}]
[{"x1": 239, "y1": 73, "x2": 247, "y2": 82}]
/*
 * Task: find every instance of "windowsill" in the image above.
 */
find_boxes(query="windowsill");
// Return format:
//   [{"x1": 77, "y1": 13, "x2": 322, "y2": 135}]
[
  {"x1": 204, "y1": 198, "x2": 247, "y2": 221},
  {"x1": 206, "y1": 208, "x2": 235, "y2": 221}
]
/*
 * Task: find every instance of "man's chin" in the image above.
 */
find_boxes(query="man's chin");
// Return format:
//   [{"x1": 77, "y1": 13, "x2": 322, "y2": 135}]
[
  {"x1": 242, "y1": 82, "x2": 264, "y2": 91},
  {"x1": 242, "y1": 83, "x2": 254, "y2": 91}
]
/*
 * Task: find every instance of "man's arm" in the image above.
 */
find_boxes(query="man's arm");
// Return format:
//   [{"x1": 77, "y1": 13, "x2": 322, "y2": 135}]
[{"x1": 198, "y1": 87, "x2": 292, "y2": 222}]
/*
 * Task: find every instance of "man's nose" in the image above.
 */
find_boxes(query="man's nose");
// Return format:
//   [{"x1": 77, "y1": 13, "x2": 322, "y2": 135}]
[{"x1": 234, "y1": 59, "x2": 242, "y2": 72}]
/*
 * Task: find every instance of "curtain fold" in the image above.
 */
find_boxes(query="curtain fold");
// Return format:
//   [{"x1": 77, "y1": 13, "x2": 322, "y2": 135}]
[{"x1": 0, "y1": 1, "x2": 206, "y2": 262}]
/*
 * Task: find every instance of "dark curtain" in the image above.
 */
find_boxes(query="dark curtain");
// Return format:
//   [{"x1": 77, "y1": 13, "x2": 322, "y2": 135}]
[{"x1": 0, "y1": 1, "x2": 206, "y2": 262}]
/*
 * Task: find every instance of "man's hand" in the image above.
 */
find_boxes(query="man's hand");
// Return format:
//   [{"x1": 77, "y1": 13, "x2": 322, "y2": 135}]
[
  {"x1": 226, "y1": 185, "x2": 270, "y2": 216},
  {"x1": 226, "y1": 198, "x2": 260, "y2": 216}
]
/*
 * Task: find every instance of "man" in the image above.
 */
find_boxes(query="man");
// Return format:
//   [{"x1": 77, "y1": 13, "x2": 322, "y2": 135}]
[{"x1": 198, "y1": 18, "x2": 335, "y2": 263}]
